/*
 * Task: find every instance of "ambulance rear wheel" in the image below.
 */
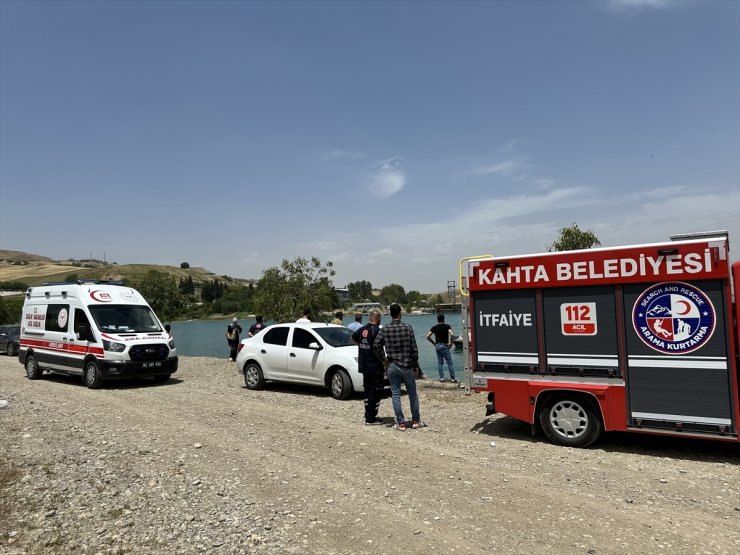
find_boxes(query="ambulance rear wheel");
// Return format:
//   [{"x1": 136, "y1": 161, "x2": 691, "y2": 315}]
[
  {"x1": 539, "y1": 394, "x2": 602, "y2": 448},
  {"x1": 84, "y1": 360, "x2": 104, "y2": 389},
  {"x1": 25, "y1": 355, "x2": 42, "y2": 380}
]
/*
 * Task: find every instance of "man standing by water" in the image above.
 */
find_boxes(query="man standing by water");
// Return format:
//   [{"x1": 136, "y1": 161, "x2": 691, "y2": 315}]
[
  {"x1": 347, "y1": 313, "x2": 363, "y2": 332},
  {"x1": 426, "y1": 314, "x2": 457, "y2": 383},
  {"x1": 226, "y1": 317, "x2": 242, "y2": 362},
  {"x1": 352, "y1": 310, "x2": 385, "y2": 426},
  {"x1": 373, "y1": 304, "x2": 424, "y2": 431},
  {"x1": 248, "y1": 316, "x2": 266, "y2": 337}
]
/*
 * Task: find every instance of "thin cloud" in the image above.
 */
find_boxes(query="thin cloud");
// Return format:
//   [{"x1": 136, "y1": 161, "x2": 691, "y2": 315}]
[
  {"x1": 470, "y1": 159, "x2": 524, "y2": 177},
  {"x1": 606, "y1": 0, "x2": 675, "y2": 12},
  {"x1": 370, "y1": 158, "x2": 406, "y2": 199},
  {"x1": 322, "y1": 149, "x2": 364, "y2": 161}
]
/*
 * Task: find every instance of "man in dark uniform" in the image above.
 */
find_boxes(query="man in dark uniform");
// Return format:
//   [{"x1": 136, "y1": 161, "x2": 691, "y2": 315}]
[{"x1": 351, "y1": 310, "x2": 385, "y2": 425}]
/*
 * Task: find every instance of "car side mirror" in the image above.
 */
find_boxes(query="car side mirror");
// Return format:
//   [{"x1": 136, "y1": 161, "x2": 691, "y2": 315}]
[{"x1": 308, "y1": 342, "x2": 322, "y2": 350}]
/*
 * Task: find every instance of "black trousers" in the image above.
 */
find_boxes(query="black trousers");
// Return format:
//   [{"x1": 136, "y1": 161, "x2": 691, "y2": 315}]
[{"x1": 362, "y1": 371, "x2": 384, "y2": 422}]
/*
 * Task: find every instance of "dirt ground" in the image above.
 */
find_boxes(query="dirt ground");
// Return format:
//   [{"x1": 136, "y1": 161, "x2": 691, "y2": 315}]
[{"x1": 1, "y1": 355, "x2": 738, "y2": 554}]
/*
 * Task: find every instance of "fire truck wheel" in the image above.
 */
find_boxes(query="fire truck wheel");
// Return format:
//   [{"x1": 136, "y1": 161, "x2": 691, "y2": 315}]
[
  {"x1": 244, "y1": 362, "x2": 265, "y2": 390},
  {"x1": 84, "y1": 360, "x2": 104, "y2": 389},
  {"x1": 539, "y1": 394, "x2": 602, "y2": 447},
  {"x1": 25, "y1": 354, "x2": 42, "y2": 380},
  {"x1": 329, "y1": 369, "x2": 352, "y2": 400}
]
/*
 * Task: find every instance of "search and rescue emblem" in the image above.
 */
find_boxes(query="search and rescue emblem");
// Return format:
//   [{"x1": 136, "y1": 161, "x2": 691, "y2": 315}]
[{"x1": 632, "y1": 281, "x2": 715, "y2": 355}]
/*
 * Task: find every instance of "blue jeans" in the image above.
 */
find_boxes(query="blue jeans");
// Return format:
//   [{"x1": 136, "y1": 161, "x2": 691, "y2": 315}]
[
  {"x1": 435, "y1": 344, "x2": 455, "y2": 380},
  {"x1": 387, "y1": 362, "x2": 420, "y2": 424}
]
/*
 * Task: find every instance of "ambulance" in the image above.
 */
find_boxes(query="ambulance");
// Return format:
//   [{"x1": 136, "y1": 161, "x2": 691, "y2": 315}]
[
  {"x1": 460, "y1": 231, "x2": 740, "y2": 447},
  {"x1": 19, "y1": 281, "x2": 178, "y2": 388}
]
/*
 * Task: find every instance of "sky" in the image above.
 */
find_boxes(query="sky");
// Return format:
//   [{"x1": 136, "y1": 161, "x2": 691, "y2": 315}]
[{"x1": 1, "y1": 0, "x2": 738, "y2": 293}]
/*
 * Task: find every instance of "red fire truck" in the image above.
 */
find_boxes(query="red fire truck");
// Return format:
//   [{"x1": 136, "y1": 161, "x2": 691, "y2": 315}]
[{"x1": 460, "y1": 231, "x2": 740, "y2": 447}]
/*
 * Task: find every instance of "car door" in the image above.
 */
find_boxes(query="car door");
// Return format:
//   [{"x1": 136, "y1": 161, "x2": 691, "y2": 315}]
[
  {"x1": 287, "y1": 327, "x2": 325, "y2": 384},
  {"x1": 0, "y1": 326, "x2": 8, "y2": 353},
  {"x1": 259, "y1": 326, "x2": 290, "y2": 379}
]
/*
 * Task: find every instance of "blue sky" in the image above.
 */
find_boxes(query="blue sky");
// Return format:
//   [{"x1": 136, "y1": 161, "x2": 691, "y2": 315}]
[{"x1": 1, "y1": 0, "x2": 738, "y2": 293}]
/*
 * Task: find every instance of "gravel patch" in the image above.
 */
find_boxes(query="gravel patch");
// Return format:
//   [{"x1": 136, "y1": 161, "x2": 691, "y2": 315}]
[{"x1": 1, "y1": 355, "x2": 739, "y2": 554}]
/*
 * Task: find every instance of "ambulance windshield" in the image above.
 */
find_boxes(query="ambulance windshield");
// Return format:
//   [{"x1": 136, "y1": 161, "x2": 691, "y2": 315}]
[{"x1": 88, "y1": 305, "x2": 163, "y2": 334}]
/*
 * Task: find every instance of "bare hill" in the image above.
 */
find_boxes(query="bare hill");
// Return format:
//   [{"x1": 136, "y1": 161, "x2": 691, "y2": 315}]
[{"x1": 0, "y1": 250, "x2": 245, "y2": 287}]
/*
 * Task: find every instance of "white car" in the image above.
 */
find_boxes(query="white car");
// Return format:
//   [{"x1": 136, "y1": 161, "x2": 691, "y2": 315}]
[{"x1": 236, "y1": 323, "x2": 369, "y2": 400}]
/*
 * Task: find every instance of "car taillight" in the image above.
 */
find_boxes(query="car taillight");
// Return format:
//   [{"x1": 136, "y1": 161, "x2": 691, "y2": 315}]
[{"x1": 237, "y1": 343, "x2": 245, "y2": 353}]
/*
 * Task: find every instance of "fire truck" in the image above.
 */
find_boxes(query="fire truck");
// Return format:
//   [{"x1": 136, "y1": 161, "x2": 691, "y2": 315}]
[{"x1": 459, "y1": 231, "x2": 739, "y2": 447}]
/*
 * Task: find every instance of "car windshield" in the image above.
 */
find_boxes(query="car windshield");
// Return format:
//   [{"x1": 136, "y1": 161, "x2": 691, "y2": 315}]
[
  {"x1": 88, "y1": 305, "x2": 163, "y2": 333},
  {"x1": 313, "y1": 326, "x2": 355, "y2": 347}
]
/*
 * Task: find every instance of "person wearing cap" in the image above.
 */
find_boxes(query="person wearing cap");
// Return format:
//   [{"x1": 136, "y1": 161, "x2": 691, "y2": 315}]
[{"x1": 226, "y1": 317, "x2": 243, "y2": 362}]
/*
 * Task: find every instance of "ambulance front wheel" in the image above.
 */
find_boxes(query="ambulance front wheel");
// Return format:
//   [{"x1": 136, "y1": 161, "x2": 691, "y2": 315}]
[
  {"x1": 84, "y1": 359, "x2": 104, "y2": 389},
  {"x1": 25, "y1": 354, "x2": 42, "y2": 380},
  {"x1": 539, "y1": 394, "x2": 602, "y2": 448}
]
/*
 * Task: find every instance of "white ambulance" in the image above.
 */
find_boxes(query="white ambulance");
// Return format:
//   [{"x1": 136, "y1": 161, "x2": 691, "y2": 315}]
[{"x1": 18, "y1": 281, "x2": 178, "y2": 388}]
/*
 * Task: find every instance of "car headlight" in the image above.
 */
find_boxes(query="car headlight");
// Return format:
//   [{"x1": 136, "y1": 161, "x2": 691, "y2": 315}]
[
  {"x1": 103, "y1": 339, "x2": 126, "y2": 353},
  {"x1": 168, "y1": 339, "x2": 176, "y2": 349}
]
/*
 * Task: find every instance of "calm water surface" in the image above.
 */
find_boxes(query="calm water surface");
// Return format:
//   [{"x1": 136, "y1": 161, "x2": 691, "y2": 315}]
[{"x1": 169, "y1": 313, "x2": 466, "y2": 377}]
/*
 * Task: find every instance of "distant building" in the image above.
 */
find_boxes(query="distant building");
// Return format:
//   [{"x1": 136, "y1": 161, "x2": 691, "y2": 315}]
[
  {"x1": 335, "y1": 287, "x2": 351, "y2": 303},
  {"x1": 351, "y1": 302, "x2": 382, "y2": 312}
]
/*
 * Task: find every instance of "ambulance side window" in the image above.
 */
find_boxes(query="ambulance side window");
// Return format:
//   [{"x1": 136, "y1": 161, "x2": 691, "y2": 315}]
[
  {"x1": 46, "y1": 304, "x2": 70, "y2": 332},
  {"x1": 74, "y1": 310, "x2": 94, "y2": 341}
]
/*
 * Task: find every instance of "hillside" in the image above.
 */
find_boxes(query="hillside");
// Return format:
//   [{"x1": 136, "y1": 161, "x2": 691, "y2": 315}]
[{"x1": 0, "y1": 250, "x2": 247, "y2": 287}]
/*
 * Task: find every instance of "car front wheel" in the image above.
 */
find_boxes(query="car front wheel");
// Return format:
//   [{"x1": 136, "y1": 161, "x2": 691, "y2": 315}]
[
  {"x1": 84, "y1": 359, "x2": 104, "y2": 389},
  {"x1": 329, "y1": 369, "x2": 352, "y2": 400}
]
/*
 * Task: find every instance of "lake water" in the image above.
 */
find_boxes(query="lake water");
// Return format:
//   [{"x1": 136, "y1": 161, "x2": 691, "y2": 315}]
[{"x1": 169, "y1": 313, "x2": 466, "y2": 377}]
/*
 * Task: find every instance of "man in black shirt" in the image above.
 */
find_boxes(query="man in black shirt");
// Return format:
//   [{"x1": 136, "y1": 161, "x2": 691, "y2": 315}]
[
  {"x1": 352, "y1": 310, "x2": 385, "y2": 425},
  {"x1": 427, "y1": 314, "x2": 457, "y2": 383}
]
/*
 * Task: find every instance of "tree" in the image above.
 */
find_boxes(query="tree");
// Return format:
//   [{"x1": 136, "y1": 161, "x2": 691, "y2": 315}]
[
  {"x1": 252, "y1": 257, "x2": 335, "y2": 323},
  {"x1": 549, "y1": 223, "x2": 601, "y2": 252},
  {"x1": 0, "y1": 296, "x2": 23, "y2": 325},
  {"x1": 347, "y1": 280, "x2": 373, "y2": 301},
  {"x1": 132, "y1": 270, "x2": 183, "y2": 321},
  {"x1": 213, "y1": 285, "x2": 252, "y2": 315},
  {"x1": 64, "y1": 273, "x2": 79, "y2": 283},
  {"x1": 179, "y1": 275, "x2": 195, "y2": 295},
  {"x1": 379, "y1": 283, "x2": 406, "y2": 305},
  {"x1": 201, "y1": 279, "x2": 225, "y2": 303},
  {"x1": 180, "y1": 262, "x2": 190, "y2": 269}
]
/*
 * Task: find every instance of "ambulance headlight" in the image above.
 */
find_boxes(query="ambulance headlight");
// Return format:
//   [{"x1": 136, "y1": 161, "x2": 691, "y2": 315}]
[
  {"x1": 168, "y1": 339, "x2": 176, "y2": 349},
  {"x1": 103, "y1": 340, "x2": 126, "y2": 353}
]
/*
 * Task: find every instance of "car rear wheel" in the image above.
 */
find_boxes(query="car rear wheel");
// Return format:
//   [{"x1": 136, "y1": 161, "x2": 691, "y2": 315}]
[
  {"x1": 330, "y1": 369, "x2": 352, "y2": 400},
  {"x1": 244, "y1": 362, "x2": 265, "y2": 390},
  {"x1": 539, "y1": 394, "x2": 602, "y2": 447},
  {"x1": 25, "y1": 354, "x2": 42, "y2": 380},
  {"x1": 7, "y1": 342, "x2": 17, "y2": 357}
]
